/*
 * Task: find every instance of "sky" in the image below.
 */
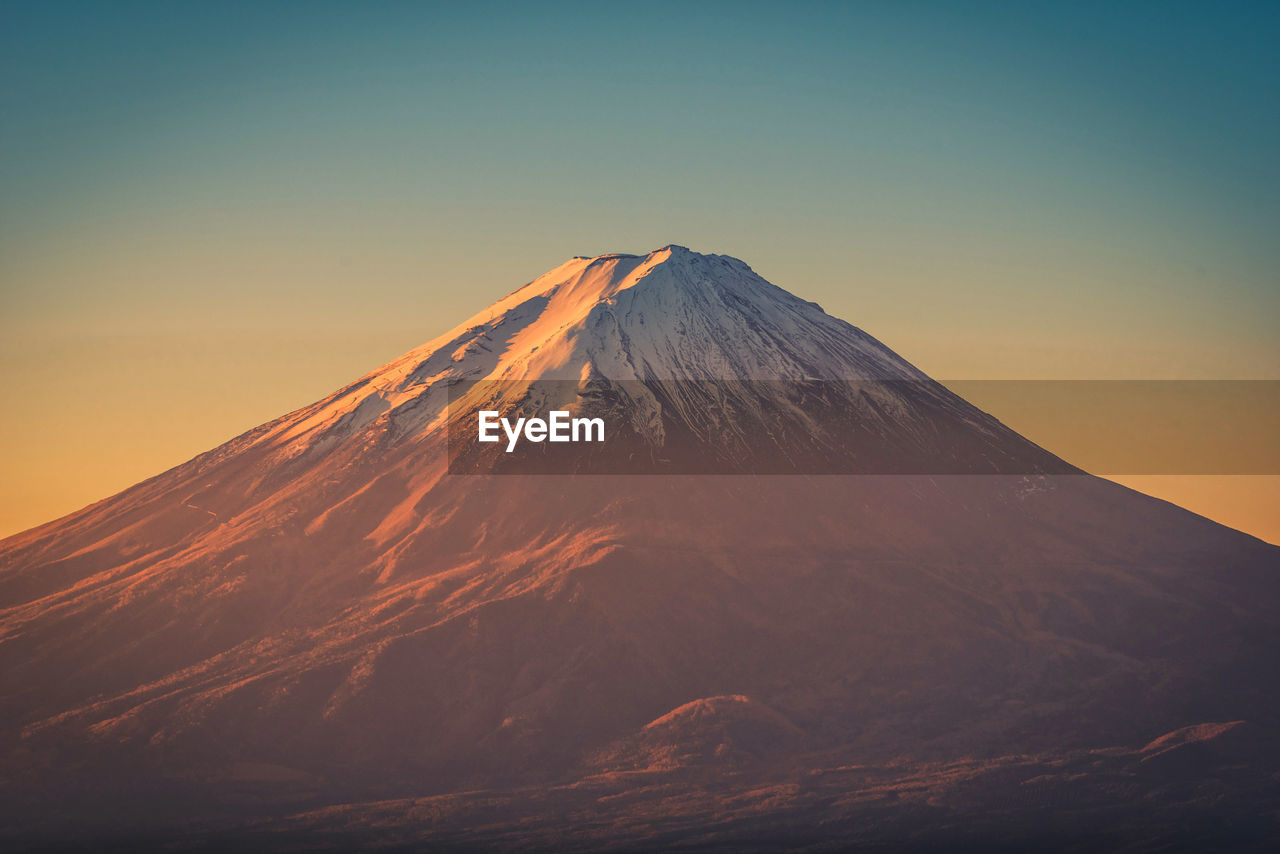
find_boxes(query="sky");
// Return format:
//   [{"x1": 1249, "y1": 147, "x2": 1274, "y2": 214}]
[{"x1": 1, "y1": 1, "x2": 1277, "y2": 540}]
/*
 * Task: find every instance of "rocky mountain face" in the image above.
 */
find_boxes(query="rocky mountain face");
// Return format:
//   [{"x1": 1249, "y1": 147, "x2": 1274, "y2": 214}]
[{"x1": 1, "y1": 246, "x2": 1277, "y2": 850}]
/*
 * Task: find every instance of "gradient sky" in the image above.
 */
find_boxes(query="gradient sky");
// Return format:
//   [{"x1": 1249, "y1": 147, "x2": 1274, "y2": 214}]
[{"x1": 1, "y1": 1, "x2": 1277, "y2": 540}]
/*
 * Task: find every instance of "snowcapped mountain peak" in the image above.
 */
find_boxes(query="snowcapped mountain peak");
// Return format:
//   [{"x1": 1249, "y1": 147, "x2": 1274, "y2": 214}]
[
  {"x1": 501, "y1": 246, "x2": 753, "y2": 314},
  {"x1": 260, "y1": 246, "x2": 953, "y2": 453},
  {"x1": 428, "y1": 245, "x2": 927, "y2": 384}
]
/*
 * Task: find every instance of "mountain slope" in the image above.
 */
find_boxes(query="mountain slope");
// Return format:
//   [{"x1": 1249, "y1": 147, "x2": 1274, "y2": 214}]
[{"x1": 1, "y1": 246, "x2": 1277, "y2": 848}]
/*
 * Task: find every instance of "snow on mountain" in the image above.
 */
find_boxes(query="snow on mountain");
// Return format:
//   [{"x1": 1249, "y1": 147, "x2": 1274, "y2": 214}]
[
  {"x1": 204, "y1": 245, "x2": 1060, "y2": 476},
  {"x1": 274, "y1": 245, "x2": 930, "y2": 445}
]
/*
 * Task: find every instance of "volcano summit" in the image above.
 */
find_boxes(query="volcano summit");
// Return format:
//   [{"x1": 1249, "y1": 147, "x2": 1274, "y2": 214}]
[{"x1": 1, "y1": 246, "x2": 1277, "y2": 851}]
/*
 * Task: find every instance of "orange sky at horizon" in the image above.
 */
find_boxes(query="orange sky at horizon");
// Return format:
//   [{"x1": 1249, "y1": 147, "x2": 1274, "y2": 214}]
[{"x1": 0, "y1": 319, "x2": 1275, "y2": 545}]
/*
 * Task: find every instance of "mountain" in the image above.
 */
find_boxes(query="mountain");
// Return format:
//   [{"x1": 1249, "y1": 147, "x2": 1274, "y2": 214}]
[{"x1": 1, "y1": 246, "x2": 1277, "y2": 851}]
